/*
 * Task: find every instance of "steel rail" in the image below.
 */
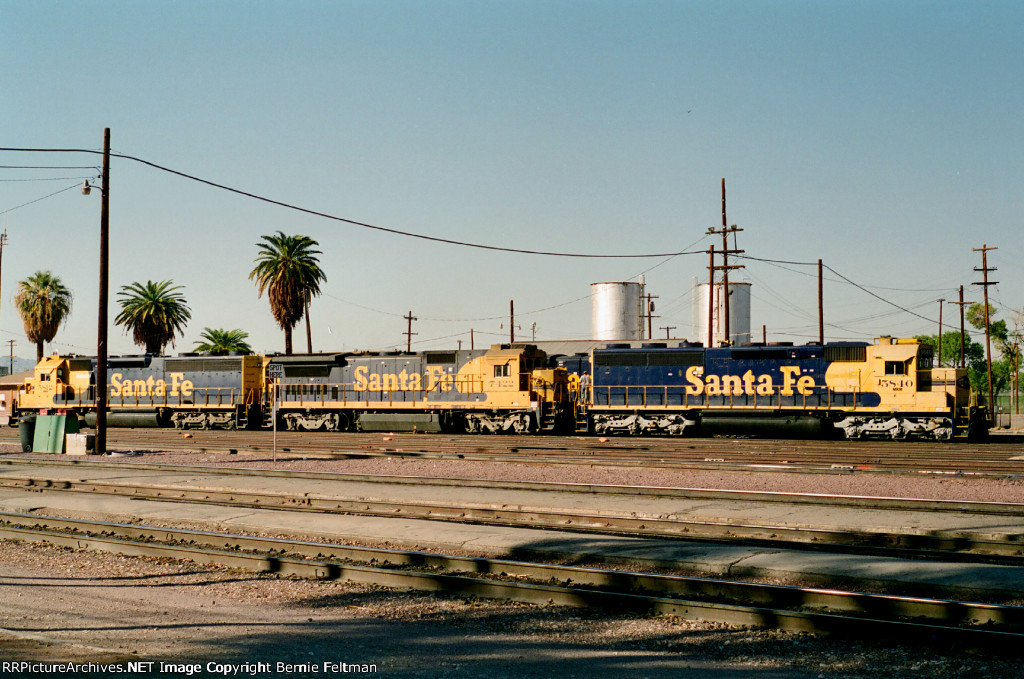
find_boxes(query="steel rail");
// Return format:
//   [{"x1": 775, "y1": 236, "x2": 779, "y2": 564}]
[
  {"x1": 4, "y1": 430, "x2": 1024, "y2": 478},
  {"x1": 1, "y1": 513, "x2": 1021, "y2": 650},
  {"x1": 1, "y1": 472, "x2": 1021, "y2": 562},
  {"x1": 5, "y1": 456, "x2": 1024, "y2": 516}
]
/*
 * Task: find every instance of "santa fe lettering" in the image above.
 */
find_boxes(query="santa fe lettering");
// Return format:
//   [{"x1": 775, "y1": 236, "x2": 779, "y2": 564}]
[{"x1": 684, "y1": 365, "x2": 815, "y2": 396}]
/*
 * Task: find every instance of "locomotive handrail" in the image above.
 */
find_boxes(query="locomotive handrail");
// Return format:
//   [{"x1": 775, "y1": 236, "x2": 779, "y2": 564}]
[
  {"x1": 591, "y1": 383, "x2": 868, "y2": 411},
  {"x1": 59, "y1": 386, "x2": 246, "y2": 410},
  {"x1": 273, "y1": 376, "x2": 498, "y2": 408}
]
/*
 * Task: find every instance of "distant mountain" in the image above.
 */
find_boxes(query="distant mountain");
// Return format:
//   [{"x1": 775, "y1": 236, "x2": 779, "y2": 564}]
[{"x1": 1, "y1": 357, "x2": 38, "y2": 376}]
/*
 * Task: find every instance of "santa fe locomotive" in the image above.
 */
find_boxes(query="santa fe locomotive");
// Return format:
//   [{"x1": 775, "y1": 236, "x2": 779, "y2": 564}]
[{"x1": 13, "y1": 336, "x2": 988, "y2": 440}]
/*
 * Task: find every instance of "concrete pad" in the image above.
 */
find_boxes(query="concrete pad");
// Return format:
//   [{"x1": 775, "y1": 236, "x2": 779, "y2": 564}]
[{"x1": 1, "y1": 487, "x2": 1023, "y2": 602}]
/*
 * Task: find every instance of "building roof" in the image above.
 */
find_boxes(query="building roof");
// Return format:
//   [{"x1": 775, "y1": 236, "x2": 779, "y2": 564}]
[{"x1": 0, "y1": 370, "x2": 32, "y2": 387}]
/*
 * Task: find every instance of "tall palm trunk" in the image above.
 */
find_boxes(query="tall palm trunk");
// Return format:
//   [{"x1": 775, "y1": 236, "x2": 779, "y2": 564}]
[
  {"x1": 305, "y1": 300, "x2": 312, "y2": 353},
  {"x1": 35, "y1": 341, "x2": 44, "y2": 364},
  {"x1": 285, "y1": 326, "x2": 293, "y2": 355}
]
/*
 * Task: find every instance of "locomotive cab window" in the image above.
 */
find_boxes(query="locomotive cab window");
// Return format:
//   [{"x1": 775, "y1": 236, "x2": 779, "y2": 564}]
[
  {"x1": 493, "y1": 364, "x2": 511, "y2": 377},
  {"x1": 884, "y1": 360, "x2": 909, "y2": 375}
]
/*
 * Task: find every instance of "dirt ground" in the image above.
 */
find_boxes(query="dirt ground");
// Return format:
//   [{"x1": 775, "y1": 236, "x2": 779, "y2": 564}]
[{"x1": 1, "y1": 540, "x2": 1018, "y2": 679}]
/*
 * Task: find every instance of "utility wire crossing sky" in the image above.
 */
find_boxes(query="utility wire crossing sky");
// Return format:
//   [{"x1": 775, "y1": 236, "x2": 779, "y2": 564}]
[{"x1": 1, "y1": 1, "x2": 1020, "y2": 359}]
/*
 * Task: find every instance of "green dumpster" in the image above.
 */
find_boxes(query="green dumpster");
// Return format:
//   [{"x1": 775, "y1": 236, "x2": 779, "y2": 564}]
[
  {"x1": 31, "y1": 414, "x2": 80, "y2": 454},
  {"x1": 18, "y1": 414, "x2": 36, "y2": 452}
]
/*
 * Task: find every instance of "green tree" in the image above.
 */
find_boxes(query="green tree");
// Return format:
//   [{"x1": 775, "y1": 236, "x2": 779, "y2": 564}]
[
  {"x1": 249, "y1": 231, "x2": 326, "y2": 355},
  {"x1": 193, "y1": 328, "x2": 252, "y2": 355},
  {"x1": 964, "y1": 303, "x2": 1013, "y2": 402},
  {"x1": 14, "y1": 270, "x2": 73, "y2": 363},
  {"x1": 114, "y1": 280, "x2": 192, "y2": 355}
]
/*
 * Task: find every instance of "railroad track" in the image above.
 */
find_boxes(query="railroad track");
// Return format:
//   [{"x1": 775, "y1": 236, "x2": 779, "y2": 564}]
[
  {"x1": 4, "y1": 428, "x2": 1023, "y2": 476},
  {"x1": 2, "y1": 510, "x2": 1020, "y2": 650},
  {"x1": 2, "y1": 457, "x2": 1022, "y2": 562}
]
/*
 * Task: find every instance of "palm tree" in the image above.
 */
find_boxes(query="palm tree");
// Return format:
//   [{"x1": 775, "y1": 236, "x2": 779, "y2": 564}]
[
  {"x1": 114, "y1": 280, "x2": 191, "y2": 354},
  {"x1": 14, "y1": 270, "x2": 73, "y2": 363},
  {"x1": 249, "y1": 231, "x2": 326, "y2": 355},
  {"x1": 193, "y1": 327, "x2": 252, "y2": 355}
]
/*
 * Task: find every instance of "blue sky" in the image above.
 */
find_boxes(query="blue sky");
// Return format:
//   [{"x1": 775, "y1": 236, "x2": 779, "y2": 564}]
[{"x1": 1, "y1": 1, "x2": 1021, "y2": 358}]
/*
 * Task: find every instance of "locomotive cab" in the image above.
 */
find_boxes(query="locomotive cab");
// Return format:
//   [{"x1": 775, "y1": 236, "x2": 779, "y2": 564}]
[
  {"x1": 830, "y1": 337, "x2": 982, "y2": 440},
  {"x1": 19, "y1": 355, "x2": 93, "y2": 411},
  {"x1": 20, "y1": 355, "x2": 65, "y2": 409},
  {"x1": 456, "y1": 344, "x2": 572, "y2": 433}
]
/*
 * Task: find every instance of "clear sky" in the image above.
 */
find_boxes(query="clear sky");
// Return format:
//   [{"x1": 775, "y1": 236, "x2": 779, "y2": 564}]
[{"x1": 1, "y1": 1, "x2": 1021, "y2": 360}]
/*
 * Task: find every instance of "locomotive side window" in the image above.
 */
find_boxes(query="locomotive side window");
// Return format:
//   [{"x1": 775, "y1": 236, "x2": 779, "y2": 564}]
[
  {"x1": 884, "y1": 360, "x2": 908, "y2": 375},
  {"x1": 493, "y1": 364, "x2": 511, "y2": 377}
]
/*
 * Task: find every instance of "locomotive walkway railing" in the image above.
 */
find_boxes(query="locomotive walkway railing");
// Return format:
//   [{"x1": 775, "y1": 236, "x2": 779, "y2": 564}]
[
  {"x1": 274, "y1": 377, "x2": 503, "y2": 408},
  {"x1": 48, "y1": 387, "x2": 249, "y2": 409},
  {"x1": 588, "y1": 385, "x2": 863, "y2": 410}
]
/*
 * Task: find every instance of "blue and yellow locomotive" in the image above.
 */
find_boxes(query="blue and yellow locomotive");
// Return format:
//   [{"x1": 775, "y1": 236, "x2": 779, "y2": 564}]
[
  {"x1": 15, "y1": 336, "x2": 986, "y2": 440},
  {"x1": 563, "y1": 337, "x2": 985, "y2": 440},
  {"x1": 264, "y1": 344, "x2": 571, "y2": 433},
  {"x1": 16, "y1": 344, "x2": 573, "y2": 435}
]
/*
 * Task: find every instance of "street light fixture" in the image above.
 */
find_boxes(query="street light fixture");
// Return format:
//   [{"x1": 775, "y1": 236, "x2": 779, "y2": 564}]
[{"x1": 82, "y1": 129, "x2": 110, "y2": 455}]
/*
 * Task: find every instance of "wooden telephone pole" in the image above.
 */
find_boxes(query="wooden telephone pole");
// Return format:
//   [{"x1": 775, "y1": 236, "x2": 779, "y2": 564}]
[
  {"x1": 403, "y1": 310, "x2": 417, "y2": 352},
  {"x1": 706, "y1": 179, "x2": 744, "y2": 346},
  {"x1": 643, "y1": 293, "x2": 658, "y2": 340},
  {"x1": 973, "y1": 244, "x2": 998, "y2": 421},
  {"x1": 949, "y1": 286, "x2": 971, "y2": 369}
]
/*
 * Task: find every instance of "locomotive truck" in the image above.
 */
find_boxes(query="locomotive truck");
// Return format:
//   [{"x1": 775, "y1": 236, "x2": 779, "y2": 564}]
[
  {"x1": 13, "y1": 337, "x2": 987, "y2": 441},
  {"x1": 562, "y1": 336, "x2": 986, "y2": 440}
]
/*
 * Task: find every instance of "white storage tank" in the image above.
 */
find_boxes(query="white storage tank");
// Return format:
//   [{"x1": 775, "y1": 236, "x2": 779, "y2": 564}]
[
  {"x1": 693, "y1": 280, "x2": 751, "y2": 346},
  {"x1": 591, "y1": 280, "x2": 644, "y2": 340}
]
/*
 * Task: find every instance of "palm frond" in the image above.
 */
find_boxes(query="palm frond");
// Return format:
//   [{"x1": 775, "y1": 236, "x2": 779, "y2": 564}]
[{"x1": 114, "y1": 280, "x2": 191, "y2": 354}]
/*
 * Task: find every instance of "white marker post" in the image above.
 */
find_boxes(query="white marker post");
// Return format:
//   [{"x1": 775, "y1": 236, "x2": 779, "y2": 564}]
[{"x1": 266, "y1": 364, "x2": 285, "y2": 462}]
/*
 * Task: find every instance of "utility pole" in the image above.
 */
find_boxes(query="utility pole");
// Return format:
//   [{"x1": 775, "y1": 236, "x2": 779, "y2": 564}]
[
  {"x1": 818, "y1": 259, "x2": 824, "y2": 345},
  {"x1": 949, "y1": 286, "x2": 970, "y2": 369},
  {"x1": 973, "y1": 244, "x2": 998, "y2": 422},
  {"x1": 509, "y1": 300, "x2": 515, "y2": 344},
  {"x1": 403, "y1": 310, "x2": 417, "y2": 352},
  {"x1": 660, "y1": 326, "x2": 676, "y2": 340},
  {"x1": 643, "y1": 293, "x2": 658, "y2": 340},
  {"x1": 0, "y1": 230, "x2": 7, "y2": 339},
  {"x1": 706, "y1": 179, "x2": 744, "y2": 345},
  {"x1": 6, "y1": 340, "x2": 13, "y2": 375},
  {"x1": 96, "y1": 128, "x2": 110, "y2": 456},
  {"x1": 707, "y1": 245, "x2": 715, "y2": 347},
  {"x1": 937, "y1": 298, "x2": 945, "y2": 366}
]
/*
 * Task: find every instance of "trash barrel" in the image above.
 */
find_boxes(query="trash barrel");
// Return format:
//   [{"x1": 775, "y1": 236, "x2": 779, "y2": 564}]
[{"x1": 19, "y1": 415, "x2": 37, "y2": 452}]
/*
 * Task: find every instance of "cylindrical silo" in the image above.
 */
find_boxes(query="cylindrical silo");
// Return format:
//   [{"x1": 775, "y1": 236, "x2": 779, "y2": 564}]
[
  {"x1": 591, "y1": 281, "x2": 644, "y2": 340},
  {"x1": 693, "y1": 281, "x2": 751, "y2": 346}
]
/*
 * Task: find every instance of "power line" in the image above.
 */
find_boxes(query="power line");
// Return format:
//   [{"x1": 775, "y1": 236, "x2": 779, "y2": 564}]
[
  {"x1": 822, "y1": 263, "x2": 936, "y2": 324},
  {"x1": 0, "y1": 146, "x2": 992, "y2": 336},
  {"x1": 0, "y1": 165, "x2": 99, "y2": 170},
  {"x1": 0, "y1": 146, "x2": 708, "y2": 259},
  {"x1": 0, "y1": 176, "x2": 93, "y2": 182},
  {"x1": 0, "y1": 182, "x2": 82, "y2": 216},
  {"x1": 735, "y1": 253, "x2": 952, "y2": 326}
]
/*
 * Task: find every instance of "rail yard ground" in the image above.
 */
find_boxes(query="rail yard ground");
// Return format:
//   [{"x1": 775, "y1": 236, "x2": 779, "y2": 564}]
[{"x1": 1, "y1": 431, "x2": 1023, "y2": 677}]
